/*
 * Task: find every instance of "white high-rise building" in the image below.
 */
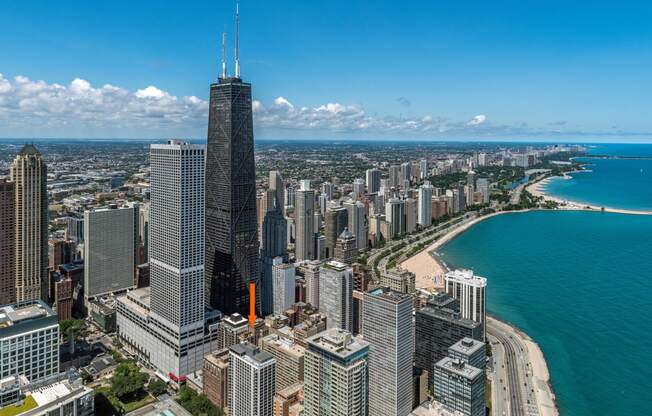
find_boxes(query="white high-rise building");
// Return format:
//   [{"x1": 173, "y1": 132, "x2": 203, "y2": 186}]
[
  {"x1": 445, "y1": 269, "x2": 487, "y2": 339},
  {"x1": 363, "y1": 288, "x2": 413, "y2": 416},
  {"x1": 476, "y1": 178, "x2": 490, "y2": 204},
  {"x1": 272, "y1": 257, "x2": 295, "y2": 315},
  {"x1": 229, "y1": 343, "x2": 276, "y2": 416},
  {"x1": 366, "y1": 168, "x2": 381, "y2": 194},
  {"x1": 84, "y1": 204, "x2": 138, "y2": 305},
  {"x1": 295, "y1": 180, "x2": 315, "y2": 261},
  {"x1": 418, "y1": 181, "x2": 434, "y2": 227},
  {"x1": 319, "y1": 261, "x2": 353, "y2": 331},
  {"x1": 304, "y1": 329, "x2": 369, "y2": 416},
  {"x1": 352, "y1": 178, "x2": 365, "y2": 199},
  {"x1": 419, "y1": 159, "x2": 428, "y2": 179},
  {"x1": 344, "y1": 200, "x2": 367, "y2": 251},
  {"x1": 117, "y1": 141, "x2": 218, "y2": 382},
  {"x1": 304, "y1": 260, "x2": 320, "y2": 309}
]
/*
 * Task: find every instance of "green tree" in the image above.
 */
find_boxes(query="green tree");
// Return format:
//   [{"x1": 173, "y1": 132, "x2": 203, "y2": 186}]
[
  {"x1": 147, "y1": 378, "x2": 167, "y2": 397},
  {"x1": 110, "y1": 362, "x2": 148, "y2": 399}
]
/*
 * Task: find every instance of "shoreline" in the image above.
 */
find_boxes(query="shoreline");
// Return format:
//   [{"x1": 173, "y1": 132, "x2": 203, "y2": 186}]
[{"x1": 528, "y1": 174, "x2": 652, "y2": 216}]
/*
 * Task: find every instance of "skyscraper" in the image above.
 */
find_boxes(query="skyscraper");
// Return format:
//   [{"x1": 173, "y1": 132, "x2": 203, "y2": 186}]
[
  {"x1": 272, "y1": 257, "x2": 296, "y2": 315},
  {"x1": 385, "y1": 198, "x2": 405, "y2": 238},
  {"x1": 295, "y1": 181, "x2": 315, "y2": 261},
  {"x1": 324, "y1": 205, "x2": 348, "y2": 258},
  {"x1": 319, "y1": 261, "x2": 353, "y2": 331},
  {"x1": 229, "y1": 343, "x2": 276, "y2": 416},
  {"x1": 400, "y1": 162, "x2": 411, "y2": 183},
  {"x1": 206, "y1": 31, "x2": 260, "y2": 315},
  {"x1": 418, "y1": 181, "x2": 434, "y2": 227},
  {"x1": 333, "y1": 228, "x2": 358, "y2": 265},
  {"x1": 433, "y1": 357, "x2": 485, "y2": 416},
  {"x1": 269, "y1": 170, "x2": 285, "y2": 214},
  {"x1": 388, "y1": 165, "x2": 401, "y2": 188},
  {"x1": 302, "y1": 260, "x2": 320, "y2": 309},
  {"x1": 303, "y1": 329, "x2": 369, "y2": 416},
  {"x1": 10, "y1": 144, "x2": 48, "y2": 302},
  {"x1": 352, "y1": 178, "x2": 365, "y2": 199},
  {"x1": 0, "y1": 179, "x2": 16, "y2": 305},
  {"x1": 363, "y1": 288, "x2": 413, "y2": 416},
  {"x1": 445, "y1": 269, "x2": 487, "y2": 338},
  {"x1": 260, "y1": 201, "x2": 288, "y2": 316},
  {"x1": 84, "y1": 204, "x2": 138, "y2": 306},
  {"x1": 117, "y1": 141, "x2": 218, "y2": 381},
  {"x1": 366, "y1": 168, "x2": 381, "y2": 194},
  {"x1": 344, "y1": 200, "x2": 367, "y2": 250}
]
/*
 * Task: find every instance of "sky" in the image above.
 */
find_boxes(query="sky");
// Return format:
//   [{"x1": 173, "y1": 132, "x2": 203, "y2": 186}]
[{"x1": 1, "y1": 0, "x2": 652, "y2": 141}]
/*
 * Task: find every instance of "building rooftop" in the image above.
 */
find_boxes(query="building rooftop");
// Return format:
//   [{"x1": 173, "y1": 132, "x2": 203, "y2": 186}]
[
  {"x1": 366, "y1": 286, "x2": 413, "y2": 303},
  {"x1": 307, "y1": 328, "x2": 368, "y2": 360},
  {"x1": 0, "y1": 301, "x2": 58, "y2": 337},
  {"x1": 223, "y1": 313, "x2": 248, "y2": 327},
  {"x1": 435, "y1": 357, "x2": 483, "y2": 381},
  {"x1": 449, "y1": 337, "x2": 485, "y2": 356},
  {"x1": 230, "y1": 343, "x2": 275, "y2": 365},
  {"x1": 444, "y1": 269, "x2": 487, "y2": 286},
  {"x1": 262, "y1": 334, "x2": 306, "y2": 358},
  {"x1": 17, "y1": 144, "x2": 41, "y2": 156},
  {"x1": 322, "y1": 260, "x2": 349, "y2": 272}
]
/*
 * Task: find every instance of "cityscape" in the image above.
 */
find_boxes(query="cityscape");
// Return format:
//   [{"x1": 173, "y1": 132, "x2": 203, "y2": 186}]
[{"x1": 1, "y1": 2, "x2": 652, "y2": 416}]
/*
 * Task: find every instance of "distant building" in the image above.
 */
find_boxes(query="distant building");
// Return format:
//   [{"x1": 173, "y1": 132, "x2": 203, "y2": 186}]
[
  {"x1": 445, "y1": 270, "x2": 487, "y2": 338},
  {"x1": 295, "y1": 181, "x2": 315, "y2": 261},
  {"x1": 301, "y1": 261, "x2": 320, "y2": 309},
  {"x1": 405, "y1": 198, "x2": 417, "y2": 233},
  {"x1": 11, "y1": 144, "x2": 48, "y2": 302},
  {"x1": 261, "y1": 202, "x2": 288, "y2": 316},
  {"x1": 319, "y1": 261, "x2": 353, "y2": 331},
  {"x1": 344, "y1": 200, "x2": 367, "y2": 250},
  {"x1": 0, "y1": 301, "x2": 59, "y2": 383},
  {"x1": 476, "y1": 178, "x2": 490, "y2": 204},
  {"x1": 389, "y1": 165, "x2": 401, "y2": 188},
  {"x1": 229, "y1": 343, "x2": 276, "y2": 416},
  {"x1": 303, "y1": 329, "x2": 369, "y2": 416},
  {"x1": 366, "y1": 168, "x2": 381, "y2": 194},
  {"x1": 418, "y1": 181, "x2": 434, "y2": 227},
  {"x1": 0, "y1": 179, "x2": 15, "y2": 305},
  {"x1": 363, "y1": 288, "x2": 413, "y2": 416},
  {"x1": 203, "y1": 348, "x2": 230, "y2": 410},
  {"x1": 433, "y1": 357, "x2": 484, "y2": 416},
  {"x1": 386, "y1": 198, "x2": 405, "y2": 238},
  {"x1": 84, "y1": 204, "x2": 138, "y2": 306},
  {"x1": 324, "y1": 205, "x2": 348, "y2": 258}
]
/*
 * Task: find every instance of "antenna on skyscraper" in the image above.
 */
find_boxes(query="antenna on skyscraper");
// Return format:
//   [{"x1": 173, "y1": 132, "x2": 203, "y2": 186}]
[
  {"x1": 234, "y1": 0, "x2": 240, "y2": 78},
  {"x1": 221, "y1": 27, "x2": 227, "y2": 79}
]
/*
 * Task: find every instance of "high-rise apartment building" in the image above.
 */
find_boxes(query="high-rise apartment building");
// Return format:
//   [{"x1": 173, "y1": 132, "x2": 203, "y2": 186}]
[
  {"x1": 405, "y1": 198, "x2": 417, "y2": 233},
  {"x1": 261, "y1": 204, "x2": 288, "y2": 315},
  {"x1": 433, "y1": 357, "x2": 485, "y2": 416},
  {"x1": 262, "y1": 334, "x2": 305, "y2": 392},
  {"x1": 448, "y1": 337, "x2": 486, "y2": 371},
  {"x1": 319, "y1": 261, "x2": 353, "y2": 331},
  {"x1": 418, "y1": 181, "x2": 434, "y2": 227},
  {"x1": 229, "y1": 343, "x2": 276, "y2": 416},
  {"x1": 218, "y1": 313, "x2": 249, "y2": 350},
  {"x1": 206, "y1": 67, "x2": 260, "y2": 316},
  {"x1": 352, "y1": 178, "x2": 365, "y2": 199},
  {"x1": 445, "y1": 269, "x2": 487, "y2": 338},
  {"x1": 366, "y1": 168, "x2": 381, "y2": 194},
  {"x1": 10, "y1": 144, "x2": 48, "y2": 302},
  {"x1": 324, "y1": 205, "x2": 348, "y2": 258},
  {"x1": 385, "y1": 198, "x2": 405, "y2": 238},
  {"x1": 302, "y1": 261, "x2": 320, "y2": 309},
  {"x1": 363, "y1": 288, "x2": 413, "y2": 416},
  {"x1": 419, "y1": 159, "x2": 428, "y2": 179},
  {"x1": 303, "y1": 329, "x2": 369, "y2": 416},
  {"x1": 203, "y1": 348, "x2": 230, "y2": 409},
  {"x1": 0, "y1": 179, "x2": 16, "y2": 305},
  {"x1": 295, "y1": 181, "x2": 315, "y2": 261},
  {"x1": 344, "y1": 200, "x2": 367, "y2": 250},
  {"x1": 273, "y1": 258, "x2": 296, "y2": 315},
  {"x1": 476, "y1": 178, "x2": 490, "y2": 204},
  {"x1": 0, "y1": 301, "x2": 59, "y2": 383},
  {"x1": 117, "y1": 141, "x2": 218, "y2": 381},
  {"x1": 400, "y1": 162, "x2": 411, "y2": 183},
  {"x1": 84, "y1": 204, "x2": 138, "y2": 305}
]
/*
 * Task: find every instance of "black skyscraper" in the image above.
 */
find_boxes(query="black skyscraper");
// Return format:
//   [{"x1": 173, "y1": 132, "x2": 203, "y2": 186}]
[{"x1": 205, "y1": 73, "x2": 260, "y2": 316}]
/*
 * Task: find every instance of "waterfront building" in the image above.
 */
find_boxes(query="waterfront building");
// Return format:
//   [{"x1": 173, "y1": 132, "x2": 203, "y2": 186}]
[
  {"x1": 418, "y1": 181, "x2": 434, "y2": 227},
  {"x1": 386, "y1": 198, "x2": 405, "y2": 238},
  {"x1": 0, "y1": 179, "x2": 15, "y2": 305},
  {"x1": 303, "y1": 329, "x2": 369, "y2": 416},
  {"x1": 324, "y1": 205, "x2": 348, "y2": 258},
  {"x1": 295, "y1": 181, "x2": 315, "y2": 261},
  {"x1": 448, "y1": 337, "x2": 486, "y2": 371},
  {"x1": 344, "y1": 200, "x2": 367, "y2": 250},
  {"x1": 366, "y1": 168, "x2": 381, "y2": 194},
  {"x1": 380, "y1": 268, "x2": 416, "y2": 294},
  {"x1": 10, "y1": 144, "x2": 48, "y2": 302},
  {"x1": 433, "y1": 357, "x2": 484, "y2": 416},
  {"x1": 363, "y1": 288, "x2": 413, "y2": 416},
  {"x1": 262, "y1": 334, "x2": 305, "y2": 391},
  {"x1": 117, "y1": 141, "x2": 218, "y2": 382},
  {"x1": 476, "y1": 178, "x2": 490, "y2": 204},
  {"x1": 84, "y1": 204, "x2": 138, "y2": 306},
  {"x1": 0, "y1": 301, "x2": 59, "y2": 383},
  {"x1": 333, "y1": 228, "x2": 358, "y2": 265},
  {"x1": 445, "y1": 269, "x2": 487, "y2": 338},
  {"x1": 273, "y1": 258, "x2": 296, "y2": 315},
  {"x1": 319, "y1": 261, "x2": 353, "y2": 331},
  {"x1": 229, "y1": 343, "x2": 276, "y2": 416},
  {"x1": 205, "y1": 58, "x2": 260, "y2": 317},
  {"x1": 203, "y1": 348, "x2": 230, "y2": 409},
  {"x1": 405, "y1": 197, "x2": 417, "y2": 233}
]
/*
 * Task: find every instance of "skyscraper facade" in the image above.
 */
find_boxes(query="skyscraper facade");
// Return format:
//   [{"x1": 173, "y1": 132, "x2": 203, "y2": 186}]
[
  {"x1": 344, "y1": 200, "x2": 367, "y2": 250},
  {"x1": 229, "y1": 343, "x2": 276, "y2": 416},
  {"x1": 363, "y1": 288, "x2": 413, "y2": 416},
  {"x1": 433, "y1": 357, "x2": 485, "y2": 416},
  {"x1": 272, "y1": 257, "x2": 295, "y2": 315},
  {"x1": 324, "y1": 205, "x2": 348, "y2": 258},
  {"x1": 365, "y1": 168, "x2": 381, "y2": 194},
  {"x1": 319, "y1": 261, "x2": 353, "y2": 331},
  {"x1": 206, "y1": 72, "x2": 260, "y2": 316},
  {"x1": 418, "y1": 181, "x2": 434, "y2": 227},
  {"x1": 10, "y1": 144, "x2": 48, "y2": 302},
  {"x1": 260, "y1": 203, "x2": 288, "y2": 316},
  {"x1": 0, "y1": 179, "x2": 16, "y2": 305},
  {"x1": 445, "y1": 269, "x2": 487, "y2": 338},
  {"x1": 295, "y1": 182, "x2": 315, "y2": 261},
  {"x1": 303, "y1": 329, "x2": 369, "y2": 416},
  {"x1": 269, "y1": 170, "x2": 285, "y2": 214}
]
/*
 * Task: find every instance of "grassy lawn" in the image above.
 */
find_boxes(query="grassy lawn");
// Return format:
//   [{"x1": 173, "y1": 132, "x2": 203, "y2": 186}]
[
  {"x1": 95, "y1": 386, "x2": 155, "y2": 415},
  {"x1": 0, "y1": 396, "x2": 38, "y2": 416}
]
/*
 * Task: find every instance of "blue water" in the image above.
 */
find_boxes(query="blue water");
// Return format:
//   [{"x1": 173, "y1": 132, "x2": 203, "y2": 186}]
[
  {"x1": 543, "y1": 157, "x2": 652, "y2": 211},
  {"x1": 440, "y1": 210, "x2": 652, "y2": 416}
]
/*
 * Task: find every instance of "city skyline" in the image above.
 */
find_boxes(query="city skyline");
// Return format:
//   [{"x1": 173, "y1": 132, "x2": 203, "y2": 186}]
[{"x1": 2, "y1": 1, "x2": 652, "y2": 141}]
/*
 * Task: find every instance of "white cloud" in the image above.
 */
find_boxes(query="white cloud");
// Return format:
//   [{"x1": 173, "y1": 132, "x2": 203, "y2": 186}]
[{"x1": 467, "y1": 114, "x2": 487, "y2": 126}]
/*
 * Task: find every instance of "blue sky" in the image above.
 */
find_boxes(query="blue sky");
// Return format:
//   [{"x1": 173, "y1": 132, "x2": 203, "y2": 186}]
[{"x1": 1, "y1": 0, "x2": 652, "y2": 141}]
